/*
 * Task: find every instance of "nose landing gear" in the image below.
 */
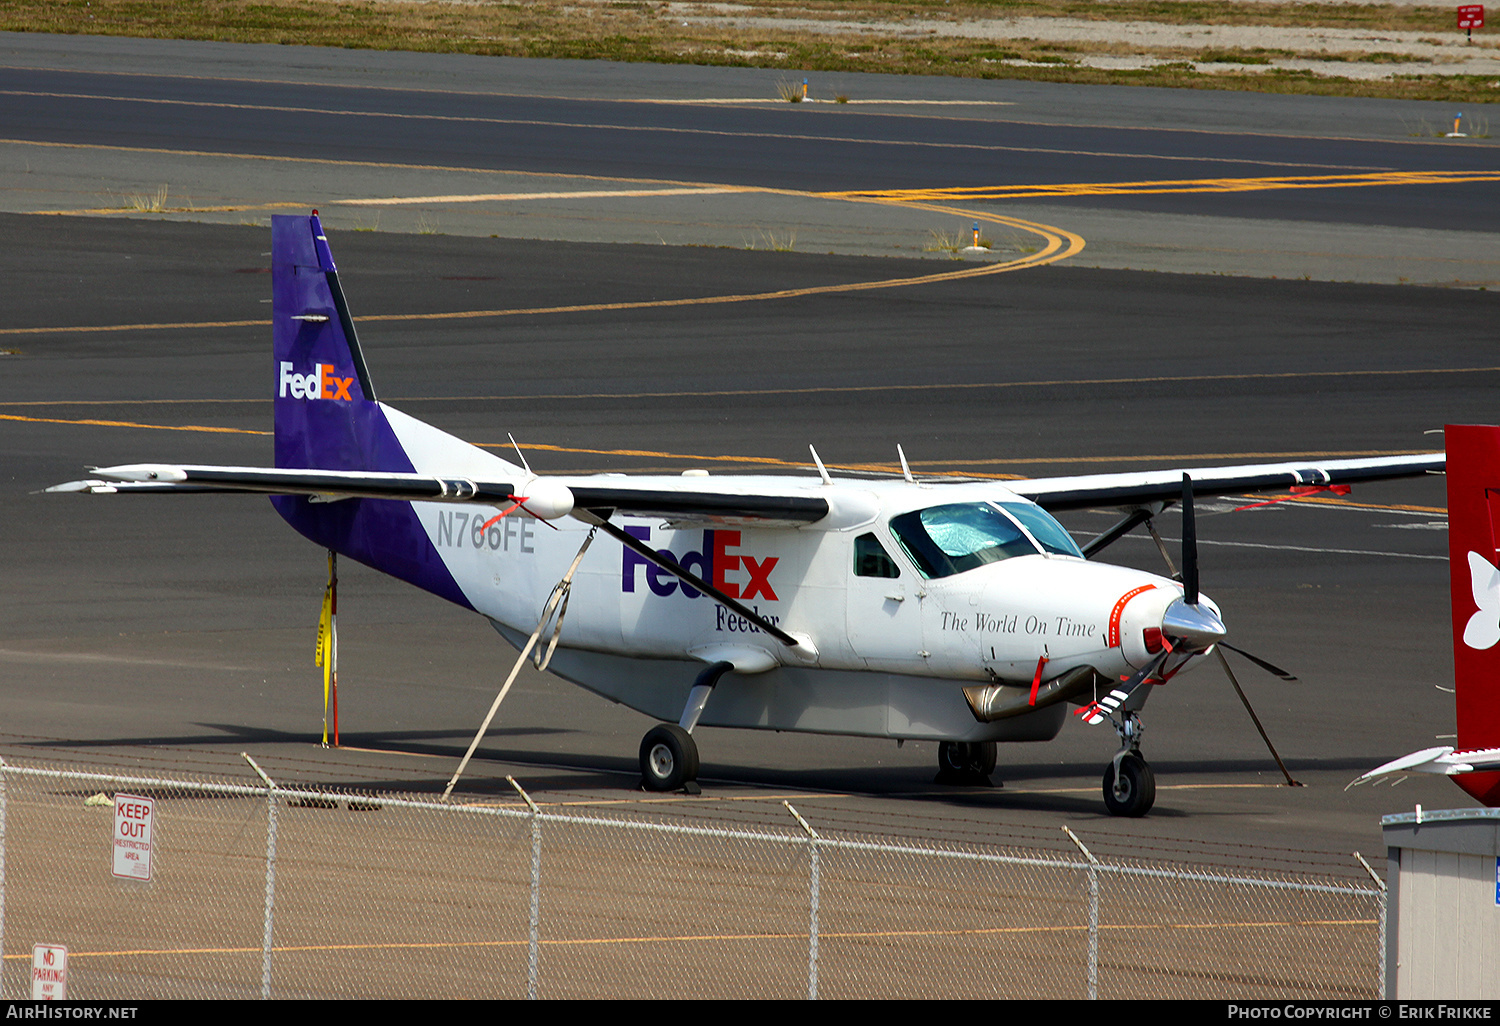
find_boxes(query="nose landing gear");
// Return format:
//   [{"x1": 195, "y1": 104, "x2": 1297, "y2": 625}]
[{"x1": 1102, "y1": 712, "x2": 1155, "y2": 817}]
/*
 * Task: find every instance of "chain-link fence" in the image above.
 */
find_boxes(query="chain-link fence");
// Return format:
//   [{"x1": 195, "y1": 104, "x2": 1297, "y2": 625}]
[{"x1": 0, "y1": 760, "x2": 1386, "y2": 999}]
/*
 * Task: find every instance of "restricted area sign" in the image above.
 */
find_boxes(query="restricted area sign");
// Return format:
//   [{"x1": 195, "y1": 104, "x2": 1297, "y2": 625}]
[
  {"x1": 31, "y1": 945, "x2": 67, "y2": 1000},
  {"x1": 112, "y1": 792, "x2": 155, "y2": 881},
  {"x1": 1459, "y1": 4, "x2": 1485, "y2": 29}
]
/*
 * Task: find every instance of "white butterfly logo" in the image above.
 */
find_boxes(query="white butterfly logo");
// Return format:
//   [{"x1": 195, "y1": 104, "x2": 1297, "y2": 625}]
[{"x1": 1464, "y1": 550, "x2": 1500, "y2": 650}]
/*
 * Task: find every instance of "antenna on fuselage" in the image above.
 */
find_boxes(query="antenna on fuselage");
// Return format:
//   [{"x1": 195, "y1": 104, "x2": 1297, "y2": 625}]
[
  {"x1": 897, "y1": 444, "x2": 915, "y2": 484},
  {"x1": 508, "y1": 433, "x2": 532, "y2": 475},
  {"x1": 809, "y1": 445, "x2": 833, "y2": 486}
]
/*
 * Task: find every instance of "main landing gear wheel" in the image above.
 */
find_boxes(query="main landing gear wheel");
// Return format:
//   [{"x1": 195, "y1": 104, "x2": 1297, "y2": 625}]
[
  {"x1": 640, "y1": 724, "x2": 700, "y2": 792},
  {"x1": 1102, "y1": 752, "x2": 1156, "y2": 817},
  {"x1": 936, "y1": 741, "x2": 998, "y2": 785}
]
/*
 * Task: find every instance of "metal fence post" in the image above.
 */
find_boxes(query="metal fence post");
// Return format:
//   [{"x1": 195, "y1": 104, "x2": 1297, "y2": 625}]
[
  {"x1": 244, "y1": 756, "x2": 279, "y2": 1000},
  {"x1": 508, "y1": 778, "x2": 542, "y2": 1000},
  {"x1": 785, "y1": 802, "x2": 820, "y2": 1000},
  {"x1": 1063, "y1": 826, "x2": 1100, "y2": 1000},
  {"x1": 1355, "y1": 851, "x2": 1387, "y2": 999},
  {"x1": 0, "y1": 759, "x2": 7, "y2": 1001}
]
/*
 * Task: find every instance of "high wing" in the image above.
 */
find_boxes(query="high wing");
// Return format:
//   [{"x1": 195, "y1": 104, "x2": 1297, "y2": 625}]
[
  {"x1": 53, "y1": 451, "x2": 1443, "y2": 522},
  {"x1": 1014, "y1": 452, "x2": 1444, "y2": 511}
]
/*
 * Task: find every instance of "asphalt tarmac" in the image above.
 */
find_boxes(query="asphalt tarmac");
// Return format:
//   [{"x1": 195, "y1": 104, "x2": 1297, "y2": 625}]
[
  {"x1": 2, "y1": 32, "x2": 1498, "y2": 283},
  {"x1": 0, "y1": 210, "x2": 1479, "y2": 875},
  {"x1": 0, "y1": 35, "x2": 1494, "y2": 875}
]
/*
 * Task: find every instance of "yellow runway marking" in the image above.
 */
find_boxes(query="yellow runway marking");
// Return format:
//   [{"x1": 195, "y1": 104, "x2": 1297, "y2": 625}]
[
  {"x1": 477, "y1": 442, "x2": 1440, "y2": 482},
  {"x1": 827, "y1": 169, "x2": 1500, "y2": 202},
  {"x1": 0, "y1": 398, "x2": 266, "y2": 406},
  {"x1": 0, "y1": 92, "x2": 1374, "y2": 171},
  {"x1": 1, "y1": 137, "x2": 745, "y2": 193},
  {"x1": 2, "y1": 364, "x2": 1495, "y2": 406},
  {"x1": 1285, "y1": 495, "x2": 1446, "y2": 514},
  {"x1": 648, "y1": 97, "x2": 1011, "y2": 106},
  {"x1": 9, "y1": 410, "x2": 1439, "y2": 496},
  {"x1": 0, "y1": 412, "x2": 268, "y2": 435},
  {"x1": 454, "y1": 781, "x2": 1298, "y2": 809},
  {"x1": 0, "y1": 214, "x2": 1081, "y2": 338},
  {"x1": 0, "y1": 318, "x2": 267, "y2": 336},
  {"x1": 39, "y1": 201, "x2": 308, "y2": 217},
  {"x1": 1, "y1": 916, "x2": 1374, "y2": 960},
  {"x1": 343, "y1": 187, "x2": 742, "y2": 206},
  {"x1": 432, "y1": 364, "x2": 1500, "y2": 403}
]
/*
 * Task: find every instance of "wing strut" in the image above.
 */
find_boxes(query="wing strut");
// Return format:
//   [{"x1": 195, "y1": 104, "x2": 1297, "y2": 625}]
[
  {"x1": 595, "y1": 519, "x2": 799, "y2": 647},
  {"x1": 1081, "y1": 507, "x2": 1156, "y2": 559},
  {"x1": 442, "y1": 526, "x2": 599, "y2": 801}
]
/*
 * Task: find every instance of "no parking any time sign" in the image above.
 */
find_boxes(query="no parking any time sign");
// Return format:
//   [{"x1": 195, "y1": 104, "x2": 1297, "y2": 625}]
[
  {"x1": 112, "y1": 793, "x2": 154, "y2": 881},
  {"x1": 30, "y1": 945, "x2": 67, "y2": 1000}
]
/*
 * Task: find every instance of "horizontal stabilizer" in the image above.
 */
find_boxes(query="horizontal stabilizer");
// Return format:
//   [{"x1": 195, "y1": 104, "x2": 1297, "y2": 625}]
[
  {"x1": 48, "y1": 463, "x2": 833, "y2": 527},
  {"x1": 50, "y1": 464, "x2": 519, "y2": 504},
  {"x1": 1351, "y1": 745, "x2": 1500, "y2": 785}
]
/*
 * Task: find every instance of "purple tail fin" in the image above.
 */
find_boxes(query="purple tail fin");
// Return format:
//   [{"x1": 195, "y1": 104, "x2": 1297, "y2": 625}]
[
  {"x1": 269, "y1": 214, "x2": 471, "y2": 609},
  {"x1": 273, "y1": 212, "x2": 405, "y2": 473}
]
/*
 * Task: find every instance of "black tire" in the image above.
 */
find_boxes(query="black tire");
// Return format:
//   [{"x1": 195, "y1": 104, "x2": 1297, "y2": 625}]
[
  {"x1": 937, "y1": 741, "x2": 998, "y2": 783},
  {"x1": 1102, "y1": 753, "x2": 1156, "y2": 817},
  {"x1": 640, "y1": 724, "x2": 699, "y2": 792}
]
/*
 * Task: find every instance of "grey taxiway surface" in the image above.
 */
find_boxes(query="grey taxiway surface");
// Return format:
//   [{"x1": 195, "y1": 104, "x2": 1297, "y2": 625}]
[{"x1": 1, "y1": 34, "x2": 1494, "y2": 871}]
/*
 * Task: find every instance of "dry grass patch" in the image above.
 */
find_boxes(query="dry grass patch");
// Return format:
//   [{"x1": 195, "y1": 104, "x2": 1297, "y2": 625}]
[{"x1": 3, "y1": 1, "x2": 1498, "y2": 102}]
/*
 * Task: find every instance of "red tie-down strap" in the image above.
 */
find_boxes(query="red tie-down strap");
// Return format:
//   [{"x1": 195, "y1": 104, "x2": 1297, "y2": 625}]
[
  {"x1": 1232, "y1": 484, "x2": 1351, "y2": 512},
  {"x1": 479, "y1": 498, "x2": 560, "y2": 532},
  {"x1": 1028, "y1": 655, "x2": 1048, "y2": 706},
  {"x1": 479, "y1": 500, "x2": 529, "y2": 532}
]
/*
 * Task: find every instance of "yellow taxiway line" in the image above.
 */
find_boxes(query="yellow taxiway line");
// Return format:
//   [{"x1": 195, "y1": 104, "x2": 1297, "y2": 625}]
[
  {"x1": 824, "y1": 169, "x2": 1500, "y2": 202},
  {"x1": 0, "y1": 212, "x2": 1081, "y2": 337},
  {"x1": 2, "y1": 913, "x2": 1374, "y2": 961}
]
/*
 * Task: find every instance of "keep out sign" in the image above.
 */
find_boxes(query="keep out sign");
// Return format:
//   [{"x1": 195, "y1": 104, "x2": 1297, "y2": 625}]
[{"x1": 112, "y1": 793, "x2": 154, "y2": 881}]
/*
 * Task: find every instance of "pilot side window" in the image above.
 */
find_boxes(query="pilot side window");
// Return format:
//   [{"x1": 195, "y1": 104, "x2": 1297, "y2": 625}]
[{"x1": 854, "y1": 533, "x2": 901, "y2": 578}]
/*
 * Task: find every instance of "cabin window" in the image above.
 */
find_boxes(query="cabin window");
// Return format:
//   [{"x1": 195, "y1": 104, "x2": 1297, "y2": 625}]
[
  {"x1": 854, "y1": 533, "x2": 901, "y2": 578},
  {"x1": 889, "y1": 502, "x2": 1043, "y2": 579}
]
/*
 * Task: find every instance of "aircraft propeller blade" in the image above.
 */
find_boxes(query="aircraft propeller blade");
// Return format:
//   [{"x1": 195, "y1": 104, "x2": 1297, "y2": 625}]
[
  {"x1": 1219, "y1": 643, "x2": 1299, "y2": 682},
  {"x1": 1214, "y1": 647, "x2": 1302, "y2": 786},
  {"x1": 1140, "y1": 476, "x2": 1300, "y2": 782},
  {"x1": 1181, "y1": 473, "x2": 1199, "y2": 606}
]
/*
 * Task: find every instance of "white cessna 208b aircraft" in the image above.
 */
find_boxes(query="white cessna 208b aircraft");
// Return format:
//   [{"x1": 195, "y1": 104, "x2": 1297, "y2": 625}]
[{"x1": 51, "y1": 214, "x2": 1446, "y2": 816}]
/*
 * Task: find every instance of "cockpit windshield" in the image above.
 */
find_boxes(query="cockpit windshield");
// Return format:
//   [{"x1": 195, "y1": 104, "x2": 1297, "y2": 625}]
[
  {"x1": 888, "y1": 501, "x2": 1082, "y2": 579},
  {"x1": 997, "y1": 502, "x2": 1085, "y2": 559}
]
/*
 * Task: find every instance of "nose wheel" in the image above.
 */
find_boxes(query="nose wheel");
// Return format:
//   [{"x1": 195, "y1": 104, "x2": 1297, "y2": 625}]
[
  {"x1": 1102, "y1": 711, "x2": 1155, "y2": 817},
  {"x1": 1103, "y1": 751, "x2": 1155, "y2": 817}
]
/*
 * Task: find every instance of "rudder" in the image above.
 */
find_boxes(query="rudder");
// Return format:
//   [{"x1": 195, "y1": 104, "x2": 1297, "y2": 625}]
[
  {"x1": 1445, "y1": 423, "x2": 1500, "y2": 804},
  {"x1": 268, "y1": 213, "x2": 472, "y2": 609},
  {"x1": 272, "y1": 212, "x2": 402, "y2": 473}
]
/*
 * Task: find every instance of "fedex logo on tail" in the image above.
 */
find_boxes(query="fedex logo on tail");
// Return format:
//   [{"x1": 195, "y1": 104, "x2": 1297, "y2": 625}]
[
  {"x1": 622, "y1": 527, "x2": 778, "y2": 601},
  {"x1": 279, "y1": 362, "x2": 355, "y2": 401}
]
